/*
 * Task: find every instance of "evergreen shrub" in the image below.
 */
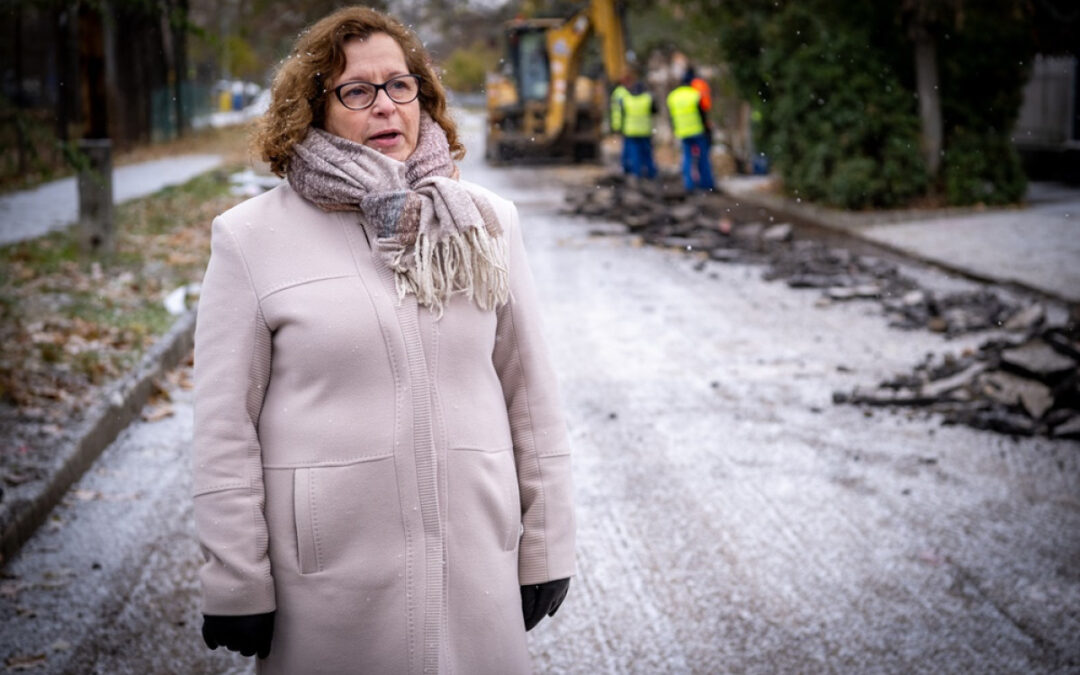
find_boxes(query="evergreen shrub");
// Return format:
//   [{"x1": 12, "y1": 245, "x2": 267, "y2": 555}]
[
  {"x1": 713, "y1": 0, "x2": 1037, "y2": 209},
  {"x1": 758, "y1": 5, "x2": 927, "y2": 209},
  {"x1": 943, "y1": 129, "x2": 1027, "y2": 205}
]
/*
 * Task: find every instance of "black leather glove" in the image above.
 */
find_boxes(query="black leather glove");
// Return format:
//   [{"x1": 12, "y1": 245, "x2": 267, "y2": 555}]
[
  {"x1": 202, "y1": 611, "x2": 275, "y2": 659},
  {"x1": 521, "y1": 577, "x2": 570, "y2": 631}
]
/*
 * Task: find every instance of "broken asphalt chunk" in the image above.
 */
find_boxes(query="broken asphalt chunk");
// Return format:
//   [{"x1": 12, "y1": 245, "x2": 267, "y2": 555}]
[
  {"x1": 920, "y1": 363, "x2": 988, "y2": 398},
  {"x1": 1000, "y1": 340, "x2": 1078, "y2": 383},
  {"x1": 762, "y1": 223, "x2": 793, "y2": 242},
  {"x1": 1003, "y1": 303, "x2": 1046, "y2": 332},
  {"x1": 1051, "y1": 415, "x2": 1080, "y2": 439},
  {"x1": 977, "y1": 371, "x2": 1054, "y2": 419}
]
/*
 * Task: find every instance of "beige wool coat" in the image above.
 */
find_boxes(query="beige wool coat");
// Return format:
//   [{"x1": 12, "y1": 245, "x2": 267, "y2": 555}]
[{"x1": 192, "y1": 178, "x2": 575, "y2": 674}]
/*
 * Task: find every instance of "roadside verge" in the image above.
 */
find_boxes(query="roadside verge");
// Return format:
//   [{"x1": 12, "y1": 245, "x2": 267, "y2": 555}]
[{"x1": 0, "y1": 310, "x2": 196, "y2": 564}]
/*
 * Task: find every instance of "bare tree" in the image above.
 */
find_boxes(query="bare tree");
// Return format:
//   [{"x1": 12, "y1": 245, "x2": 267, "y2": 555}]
[{"x1": 901, "y1": 0, "x2": 958, "y2": 181}]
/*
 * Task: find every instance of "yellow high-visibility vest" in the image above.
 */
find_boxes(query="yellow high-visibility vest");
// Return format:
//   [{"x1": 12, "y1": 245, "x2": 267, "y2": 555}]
[
  {"x1": 622, "y1": 92, "x2": 653, "y2": 137},
  {"x1": 666, "y1": 85, "x2": 704, "y2": 139},
  {"x1": 610, "y1": 85, "x2": 629, "y2": 134}
]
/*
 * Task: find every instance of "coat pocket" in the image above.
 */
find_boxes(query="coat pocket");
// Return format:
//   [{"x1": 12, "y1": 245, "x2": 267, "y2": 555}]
[
  {"x1": 293, "y1": 467, "x2": 321, "y2": 574},
  {"x1": 288, "y1": 456, "x2": 401, "y2": 577},
  {"x1": 448, "y1": 447, "x2": 521, "y2": 553}
]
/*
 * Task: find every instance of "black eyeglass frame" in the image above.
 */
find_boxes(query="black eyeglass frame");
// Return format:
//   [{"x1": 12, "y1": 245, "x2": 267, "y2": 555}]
[{"x1": 332, "y1": 74, "x2": 423, "y2": 111}]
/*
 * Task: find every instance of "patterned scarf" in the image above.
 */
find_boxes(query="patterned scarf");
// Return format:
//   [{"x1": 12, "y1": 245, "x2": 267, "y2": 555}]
[{"x1": 287, "y1": 113, "x2": 508, "y2": 315}]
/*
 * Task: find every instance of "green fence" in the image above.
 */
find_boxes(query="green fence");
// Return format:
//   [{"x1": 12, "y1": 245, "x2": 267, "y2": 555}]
[{"x1": 151, "y1": 82, "x2": 213, "y2": 141}]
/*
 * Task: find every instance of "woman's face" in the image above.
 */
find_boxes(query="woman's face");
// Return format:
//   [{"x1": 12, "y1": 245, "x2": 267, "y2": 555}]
[{"x1": 324, "y1": 32, "x2": 420, "y2": 162}]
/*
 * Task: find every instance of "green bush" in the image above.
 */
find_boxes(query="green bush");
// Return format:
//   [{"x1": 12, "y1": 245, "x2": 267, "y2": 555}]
[
  {"x1": 943, "y1": 129, "x2": 1027, "y2": 206},
  {"x1": 937, "y1": 1, "x2": 1033, "y2": 205},
  {"x1": 711, "y1": 0, "x2": 1036, "y2": 209},
  {"x1": 441, "y1": 43, "x2": 498, "y2": 93},
  {"x1": 758, "y1": 5, "x2": 927, "y2": 209}
]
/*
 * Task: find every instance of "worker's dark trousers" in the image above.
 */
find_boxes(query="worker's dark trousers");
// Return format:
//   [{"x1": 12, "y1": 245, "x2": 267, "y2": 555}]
[
  {"x1": 625, "y1": 136, "x2": 656, "y2": 179},
  {"x1": 680, "y1": 134, "x2": 715, "y2": 191},
  {"x1": 621, "y1": 136, "x2": 633, "y2": 174}
]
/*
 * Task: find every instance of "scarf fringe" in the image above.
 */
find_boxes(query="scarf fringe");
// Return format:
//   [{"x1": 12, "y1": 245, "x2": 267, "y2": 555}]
[
  {"x1": 387, "y1": 225, "x2": 510, "y2": 317},
  {"x1": 288, "y1": 117, "x2": 509, "y2": 316}
]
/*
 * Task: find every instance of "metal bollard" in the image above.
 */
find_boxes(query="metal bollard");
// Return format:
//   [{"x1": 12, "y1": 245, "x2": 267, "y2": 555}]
[{"x1": 77, "y1": 138, "x2": 114, "y2": 254}]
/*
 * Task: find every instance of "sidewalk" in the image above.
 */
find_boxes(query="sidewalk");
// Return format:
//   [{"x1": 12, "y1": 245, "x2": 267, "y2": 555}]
[
  {"x1": 721, "y1": 177, "x2": 1080, "y2": 304},
  {"x1": 0, "y1": 154, "x2": 223, "y2": 246}
]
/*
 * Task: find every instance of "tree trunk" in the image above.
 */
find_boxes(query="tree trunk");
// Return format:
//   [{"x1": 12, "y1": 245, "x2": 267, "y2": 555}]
[
  {"x1": 913, "y1": 27, "x2": 943, "y2": 179},
  {"x1": 78, "y1": 8, "x2": 108, "y2": 139},
  {"x1": 55, "y1": 6, "x2": 80, "y2": 144},
  {"x1": 171, "y1": 0, "x2": 190, "y2": 137},
  {"x1": 13, "y1": 5, "x2": 29, "y2": 175},
  {"x1": 146, "y1": 10, "x2": 170, "y2": 143}
]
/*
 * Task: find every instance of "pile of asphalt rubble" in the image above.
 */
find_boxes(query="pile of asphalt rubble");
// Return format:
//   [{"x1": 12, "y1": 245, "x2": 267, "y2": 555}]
[{"x1": 563, "y1": 171, "x2": 1080, "y2": 440}]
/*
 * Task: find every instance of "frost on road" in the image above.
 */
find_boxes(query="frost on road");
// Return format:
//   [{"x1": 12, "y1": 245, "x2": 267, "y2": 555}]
[
  {"x1": 1, "y1": 116, "x2": 1077, "y2": 674},
  {"x1": 523, "y1": 207, "x2": 1079, "y2": 673},
  {"x1": 474, "y1": 135, "x2": 1078, "y2": 673}
]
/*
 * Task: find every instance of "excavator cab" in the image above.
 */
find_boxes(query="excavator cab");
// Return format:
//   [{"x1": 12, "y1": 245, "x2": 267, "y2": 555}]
[
  {"x1": 485, "y1": 1, "x2": 626, "y2": 164},
  {"x1": 511, "y1": 24, "x2": 553, "y2": 103},
  {"x1": 486, "y1": 19, "x2": 584, "y2": 163}
]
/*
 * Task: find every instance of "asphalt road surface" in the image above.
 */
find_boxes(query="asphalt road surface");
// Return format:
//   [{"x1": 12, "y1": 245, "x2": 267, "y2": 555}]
[{"x1": 1, "y1": 112, "x2": 1077, "y2": 674}]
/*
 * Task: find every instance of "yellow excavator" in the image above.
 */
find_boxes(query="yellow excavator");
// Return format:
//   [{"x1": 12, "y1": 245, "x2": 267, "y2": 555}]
[{"x1": 484, "y1": 0, "x2": 628, "y2": 163}]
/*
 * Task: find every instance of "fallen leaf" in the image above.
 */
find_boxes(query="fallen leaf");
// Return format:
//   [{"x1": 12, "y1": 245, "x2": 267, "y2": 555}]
[
  {"x1": 101, "y1": 492, "x2": 143, "y2": 502},
  {"x1": 178, "y1": 371, "x2": 194, "y2": 390},
  {"x1": 151, "y1": 377, "x2": 173, "y2": 400},
  {"x1": 141, "y1": 403, "x2": 175, "y2": 422},
  {"x1": 166, "y1": 252, "x2": 202, "y2": 266},
  {"x1": 0, "y1": 581, "x2": 24, "y2": 598},
  {"x1": 34, "y1": 579, "x2": 70, "y2": 591},
  {"x1": 916, "y1": 550, "x2": 945, "y2": 566},
  {"x1": 3, "y1": 471, "x2": 35, "y2": 486},
  {"x1": 5, "y1": 653, "x2": 47, "y2": 670},
  {"x1": 72, "y1": 489, "x2": 101, "y2": 501}
]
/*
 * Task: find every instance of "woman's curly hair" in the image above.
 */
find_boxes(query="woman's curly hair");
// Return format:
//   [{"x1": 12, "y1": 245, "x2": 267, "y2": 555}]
[{"x1": 252, "y1": 6, "x2": 464, "y2": 177}]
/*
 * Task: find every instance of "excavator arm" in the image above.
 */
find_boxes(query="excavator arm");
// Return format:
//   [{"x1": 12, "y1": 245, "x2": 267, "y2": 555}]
[
  {"x1": 543, "y1": 0, "x2": 627, "y2": 139},
  {"x1": 589, "y1": 0, "x2": 628, "y2": 84}
]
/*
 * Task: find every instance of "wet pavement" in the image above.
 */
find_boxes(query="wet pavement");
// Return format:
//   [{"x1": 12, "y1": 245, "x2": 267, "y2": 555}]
[
  {"x1": 0, "y1": 377, "x2": 249, "y2": 674},
  {"x1": 721, "y1": 176, "x2": 1080, "y2": 304},
  {"x1": 0, "y1": 110, "x2": 1077, "y2": 673},
  {"x1": 0, "y1": 155, "x2": 223, "y2": 246},
  {"x1": 495, "y1": 164, "x2": 1080, "y2": 672}
]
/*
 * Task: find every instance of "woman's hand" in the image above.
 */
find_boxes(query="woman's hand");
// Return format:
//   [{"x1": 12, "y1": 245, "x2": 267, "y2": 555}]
[
  {"x1": 520, "y1": 578, "x2": 570, "y2": 631},
  {"x1": 201, "y1": 611, "x2": 275, "y2": 659}
]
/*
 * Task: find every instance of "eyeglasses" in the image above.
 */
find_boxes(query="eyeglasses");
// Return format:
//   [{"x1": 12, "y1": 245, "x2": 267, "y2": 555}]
[{"x1": 332, "y1": 74, "x2": 422, "y2": 111}]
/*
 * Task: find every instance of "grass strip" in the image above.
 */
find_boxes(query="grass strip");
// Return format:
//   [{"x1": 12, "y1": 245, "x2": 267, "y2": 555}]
[{"x1": 0, "y1": 167, "x2": 247, "y2": 416}]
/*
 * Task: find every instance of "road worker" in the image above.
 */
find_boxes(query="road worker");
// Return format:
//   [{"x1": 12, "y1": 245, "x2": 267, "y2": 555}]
[
  {"x1": 685, "y1": 65, "x2": 713, "y2": 151},
  {"x1": 667, "y1": 71, "x2": 715, "y2": 192},
  {"x1": 621, "y1": 79, "x2": 657, "y2": 179},
  {"x1": 610, "y1": 73, "x2": 633, "y2": 174}
]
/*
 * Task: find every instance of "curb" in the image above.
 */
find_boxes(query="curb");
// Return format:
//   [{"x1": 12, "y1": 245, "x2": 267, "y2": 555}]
[
  {"x1": 0, "y1": 309, "x2": 197, "y2": 565},
  {"x1": 727, "y1": 187, "x2": 1074, "y2": 306}
]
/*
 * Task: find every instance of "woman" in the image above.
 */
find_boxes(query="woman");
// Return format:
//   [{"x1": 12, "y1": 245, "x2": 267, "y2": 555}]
[{"x1": 192, "y1": 7, "x2": 575, "y2": 673}]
